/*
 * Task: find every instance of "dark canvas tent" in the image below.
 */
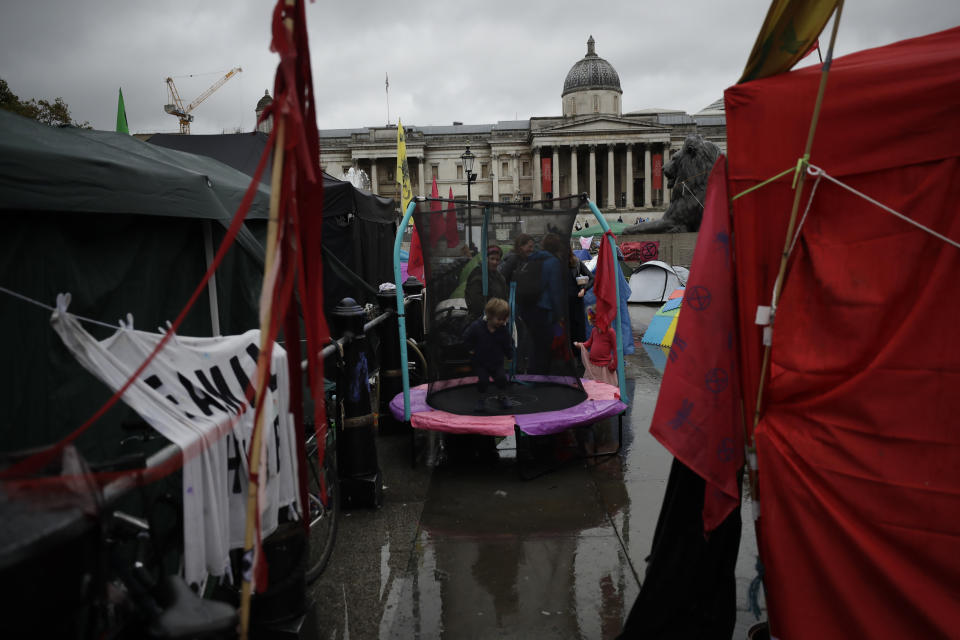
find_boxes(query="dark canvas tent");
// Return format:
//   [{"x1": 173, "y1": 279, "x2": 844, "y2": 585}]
[
  {"x1": 145, "y1": 132, "x2": 397, "y2": 312},
  {"x1": 0, "y1": 111, "x2": 269, "y2": 453}
]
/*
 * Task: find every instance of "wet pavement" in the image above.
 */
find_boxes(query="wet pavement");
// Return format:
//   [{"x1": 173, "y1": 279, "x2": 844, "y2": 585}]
[{"x1": 306, "y1": 304, "x2": 765, "y2": 639}]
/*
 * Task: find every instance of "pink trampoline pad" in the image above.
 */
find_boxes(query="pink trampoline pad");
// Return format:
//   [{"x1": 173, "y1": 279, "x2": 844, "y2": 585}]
[{"x1": 389, "y1": 377, "x2": 626, "y2": 437}]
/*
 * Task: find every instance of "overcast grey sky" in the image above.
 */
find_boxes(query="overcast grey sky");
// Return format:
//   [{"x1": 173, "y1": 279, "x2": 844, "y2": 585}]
[{"x1": 2, "y1": 1, "x2": 957, "y2": 135}]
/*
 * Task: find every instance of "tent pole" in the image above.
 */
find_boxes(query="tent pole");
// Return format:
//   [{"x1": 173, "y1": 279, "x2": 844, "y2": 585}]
[
  {"x1": 202, "y1": 220, "x2": 222, "y2": 336},
  {"x1": 752, "y1": 0, "x2": 845, "y2": 434}
]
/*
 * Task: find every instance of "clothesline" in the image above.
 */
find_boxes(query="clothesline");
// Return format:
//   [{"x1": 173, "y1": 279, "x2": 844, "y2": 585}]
[{"x1": 0, "y1": 285, "x2": 118, "y2": 330}]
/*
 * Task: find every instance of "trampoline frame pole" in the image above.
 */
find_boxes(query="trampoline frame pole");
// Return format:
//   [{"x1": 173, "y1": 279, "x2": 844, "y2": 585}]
[
  {"x1": 394, "y1": 199, "x2": 419, "y2": 421},
  {"x1": 586, "y1": 199, "x2": 629, "y2": 403},
  {"x1": 481, "y1": 206, "x2": 490, "y2": 297}
]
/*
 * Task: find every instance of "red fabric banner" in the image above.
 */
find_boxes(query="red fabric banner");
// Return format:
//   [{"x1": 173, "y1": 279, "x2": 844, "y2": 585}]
[
  {"x1": 649, "y1": 158, "x2": 742, "y2": 532},
  {"x1": 593, "y1": 230, "x2": 618, "y2": 331},
  {"x1": 428, "y1": 177, "x2": 443, "y2": 247},
  {"x1": 407, "y1": 225, "x2": 424, "y2": 281},
  {"x1": 445, "y1": 187, "x2": 459, "y2": 248},
  {"x1": 541, "y1": 157, "x2": 552, "y2": 196},
  {"x1": 727, "y1": 27, "x2": 960, "y2": 638},
  {"x1": 652, "y1": 154, "x2": 663, "y2": 191}
]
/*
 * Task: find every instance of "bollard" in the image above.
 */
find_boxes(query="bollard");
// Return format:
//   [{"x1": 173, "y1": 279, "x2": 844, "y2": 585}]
[
  {"x1": 375, "y1": 288, "x2": 407, "y2": 435},
  {"x1": 329, "y1": 297, "x2": 382, "y2": 509}
]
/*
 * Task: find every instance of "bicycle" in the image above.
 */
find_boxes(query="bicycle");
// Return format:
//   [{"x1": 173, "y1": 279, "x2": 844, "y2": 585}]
[{"x1": 302, "y1": 399, "x2": 340, "y2": 584}]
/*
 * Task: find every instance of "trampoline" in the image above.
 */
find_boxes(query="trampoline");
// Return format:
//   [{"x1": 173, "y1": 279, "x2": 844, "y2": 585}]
[{"x1": 390, "y1": 194, "x2": 629, "y2": 473}]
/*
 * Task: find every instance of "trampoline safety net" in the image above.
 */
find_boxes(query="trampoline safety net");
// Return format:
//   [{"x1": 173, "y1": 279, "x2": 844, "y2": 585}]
[{"x1": 412, "y1": 195, "x2": 588, "y2": 416}]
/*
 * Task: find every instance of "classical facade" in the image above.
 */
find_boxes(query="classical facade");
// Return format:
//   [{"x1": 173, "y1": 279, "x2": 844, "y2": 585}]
[{"x1": 316, "y1": 36, "x2": 726, "y2": 213}]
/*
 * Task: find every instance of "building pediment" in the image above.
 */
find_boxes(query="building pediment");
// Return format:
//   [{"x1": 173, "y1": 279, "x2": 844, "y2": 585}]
[{"x1": 539, "y1": 116, "x2": 666, "y2": 135}]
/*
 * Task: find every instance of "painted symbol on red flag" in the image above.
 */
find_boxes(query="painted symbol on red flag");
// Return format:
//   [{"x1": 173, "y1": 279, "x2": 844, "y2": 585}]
[
  {"x1": 717, "y1": 437, "x2": 735, "y2": 462},
  {"x1": 686, "y1": 285, "x2": 711, "y2": 311},
  {"x1": 705, "y1": 367, "x2": 729, "y2": 394},
  {"x1": 668, "y1": 398, "x2": 694, "y2": 430},
  {"x1": 640, "y1": 241, "x2": 659, "y2": 261}
]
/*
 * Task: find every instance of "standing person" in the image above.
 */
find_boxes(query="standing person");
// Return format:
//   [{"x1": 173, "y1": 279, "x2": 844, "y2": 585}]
[
  {"x1": 566, "y1": 246, "x2": 594, "y2": 355},
  {"x1": 499, "y1": 233, "x2": 535, "y2": 283},
  {"x1": 465, "y1": 245, "x2": 507, "y2": 320},
  {"x1": 462, "y1": 298, "x2": 513, "y2": 411}
]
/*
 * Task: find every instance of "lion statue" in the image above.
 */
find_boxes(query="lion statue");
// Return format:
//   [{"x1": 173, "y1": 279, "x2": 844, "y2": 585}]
[{"x1": 623, "y1": 134, "x2": 720, "y2": 234}]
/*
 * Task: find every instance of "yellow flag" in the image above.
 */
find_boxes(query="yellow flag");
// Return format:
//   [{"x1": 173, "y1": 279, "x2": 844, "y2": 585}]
[
  {"x1": 739, "y1": 0, "x2": 839, "y2": 83},
  {"x1": 396, "y1": 120, "x2": 414, "y2": 215}
]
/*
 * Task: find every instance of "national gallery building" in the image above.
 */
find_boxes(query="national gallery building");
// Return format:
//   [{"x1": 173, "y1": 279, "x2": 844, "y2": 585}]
[{"x1": 313, "y1": 36, "x2": 726, "y2": 213}]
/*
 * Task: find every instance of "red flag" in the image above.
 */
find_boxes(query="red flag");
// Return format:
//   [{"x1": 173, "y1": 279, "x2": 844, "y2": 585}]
[
  {"x1": 408, "y1": 224, "x2": 425, "y2": 281},
  {"x1": 445, "y1": 187, "x2": 459, "y2": 248},
  {"x1": 648, "y1": 158, "x2": 742, "y2": 532},
  {"x1": 428, "y1": 177, "x2": 444, "y2": 247},
  {"x1": 593, "y1": 230, "x2": 618, "y2": 330}
]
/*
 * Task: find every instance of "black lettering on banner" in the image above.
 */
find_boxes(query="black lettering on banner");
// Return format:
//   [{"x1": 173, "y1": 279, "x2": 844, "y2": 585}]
[
  {"x1": 178, "y1": 372, "x2": 226, "y2": 417},
  {"x1": 273, "y1": 414, "x2": 281, "y2": 475},
  {"x1": 195, "y1": 366, "x2": 246, "y2": 415},
  {"x1": 226, "y1": 434, "x2": 245, "y2": 494},
  {"x1": 245, "y1": 343, "x2": 278, "y2": 392},
  {"x1": 145, "y1": 373, "x2": 181, "y2": 406},
  {"x1": 230, "y1": 355, "x2": 254, "y2": 407}
]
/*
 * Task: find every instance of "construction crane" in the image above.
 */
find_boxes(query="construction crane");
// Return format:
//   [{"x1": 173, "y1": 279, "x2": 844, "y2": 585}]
[{"x1": 164, "y1": 66, "x2": 242, "y2": 134}]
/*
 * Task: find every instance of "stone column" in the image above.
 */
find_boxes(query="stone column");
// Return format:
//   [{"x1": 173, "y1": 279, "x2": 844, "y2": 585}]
[
  {"x1": 662, "y1": 145, "x2": 671, "y2": 205},
  {"x1": 644, "y1": 146, "x2": 652, "y2": 207},
  {"x1": 417, "y1": 156, "x2": 425, "y2": 199},
  {"x1": 552, "y1": 147, "x2": 560, "y2": 199},
  {"x1": 513, "y1": 152, "x2": 520, "y2": 200},
  {"x1": 533, "y1": 147, "x2": 542, "y2": 201},
  {"x1": 492, "y1": 154, "x2": 500, "y2": 202},
  {"x1": 570, "y1": 146, "x2": 579, "y2": 197},
  {"x1": 625, "y1": 144, "x2": 634, "y2": 209},
  {"x1": 369, "y1": 159, "x2": 378, "y2": 195},
  {"x1": 607, "y1": 145, "x2": 615, "y2": 210},
  {"x1": 588, "y1": 145, "x2": 597, "y2": 204}
]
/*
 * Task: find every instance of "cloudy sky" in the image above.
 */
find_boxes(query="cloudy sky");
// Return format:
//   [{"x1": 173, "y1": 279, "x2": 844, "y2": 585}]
[{"x1": 2, "y1": 1, "x2": 958, "y2": 135}]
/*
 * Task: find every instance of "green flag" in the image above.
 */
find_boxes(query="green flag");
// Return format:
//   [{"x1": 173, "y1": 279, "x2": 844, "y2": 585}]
[{"x1": 116, "y1": 88, "x2": 129, "y2": 134}]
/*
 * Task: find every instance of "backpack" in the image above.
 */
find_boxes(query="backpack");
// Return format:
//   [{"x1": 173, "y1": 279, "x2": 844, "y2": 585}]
[{"x1": 513, "y1": 255, "x2": 545, "y2": 305}]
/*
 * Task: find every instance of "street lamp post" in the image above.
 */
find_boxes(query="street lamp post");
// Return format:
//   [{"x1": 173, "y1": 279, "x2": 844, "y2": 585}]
[{"x1": 461, "y1": 144, "x2": 477, "y2": 249}]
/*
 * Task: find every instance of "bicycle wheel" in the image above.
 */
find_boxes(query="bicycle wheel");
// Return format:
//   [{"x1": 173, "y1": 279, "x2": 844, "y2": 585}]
[{"x1": 304, "y1": 427, "x2": 339, "y2": 584}]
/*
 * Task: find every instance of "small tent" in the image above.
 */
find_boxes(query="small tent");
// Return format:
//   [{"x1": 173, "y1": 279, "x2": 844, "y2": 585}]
[
  {"x1": 0, "y1": 111, "x2": 269, "y2": 452},
  {"x1": 627, "y1": 261, "x2": 688, "y2": 303}
]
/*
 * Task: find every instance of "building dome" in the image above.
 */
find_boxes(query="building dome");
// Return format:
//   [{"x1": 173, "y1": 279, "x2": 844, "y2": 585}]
[
  {"x1": 562, "y1": 36, "x2": 622, "y2": 97},
  {"x1": 256, "y1": 90, "x2": 273, "y2": 112}
]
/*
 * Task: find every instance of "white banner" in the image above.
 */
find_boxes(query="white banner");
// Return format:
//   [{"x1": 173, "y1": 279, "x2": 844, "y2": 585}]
[{"x1": 51, "y1": 309, "x2": 299, "y2": 587}]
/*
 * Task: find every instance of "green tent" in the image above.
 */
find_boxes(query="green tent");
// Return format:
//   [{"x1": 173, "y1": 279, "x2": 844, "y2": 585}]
[{"x1": 0, "y1": 109, "x2": 270, "y2": 454}]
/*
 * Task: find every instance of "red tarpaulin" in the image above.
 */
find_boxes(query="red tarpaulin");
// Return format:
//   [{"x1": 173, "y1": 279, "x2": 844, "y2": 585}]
[{"x1": 726, "y1": 26, "x2": 960, "y2": 639}]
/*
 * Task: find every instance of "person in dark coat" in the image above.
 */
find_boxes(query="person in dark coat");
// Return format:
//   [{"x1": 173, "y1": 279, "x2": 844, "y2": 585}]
[
  {"x1": 465, "y1": 245, "x2": 507, "y2": 320},
  {"x1": 462, "y1": 298, "x2": 513, "y2": 410},
  {"x1": 566, "y1": 246, "x2": 594, "y2": 349}
]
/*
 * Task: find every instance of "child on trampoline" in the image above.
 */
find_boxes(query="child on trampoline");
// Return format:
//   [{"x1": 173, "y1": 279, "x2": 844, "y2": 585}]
[{"x1": 462, "y1": 297, "x2": 513, "y2": 411}]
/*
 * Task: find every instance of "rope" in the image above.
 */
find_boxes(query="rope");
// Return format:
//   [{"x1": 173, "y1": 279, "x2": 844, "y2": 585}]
[
  {"x1": 785, "y1": 170, "x2": 824, "y2": 258},
  {"x1": 0, "y1": 285, "x2": 120, "y2": 331}
]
